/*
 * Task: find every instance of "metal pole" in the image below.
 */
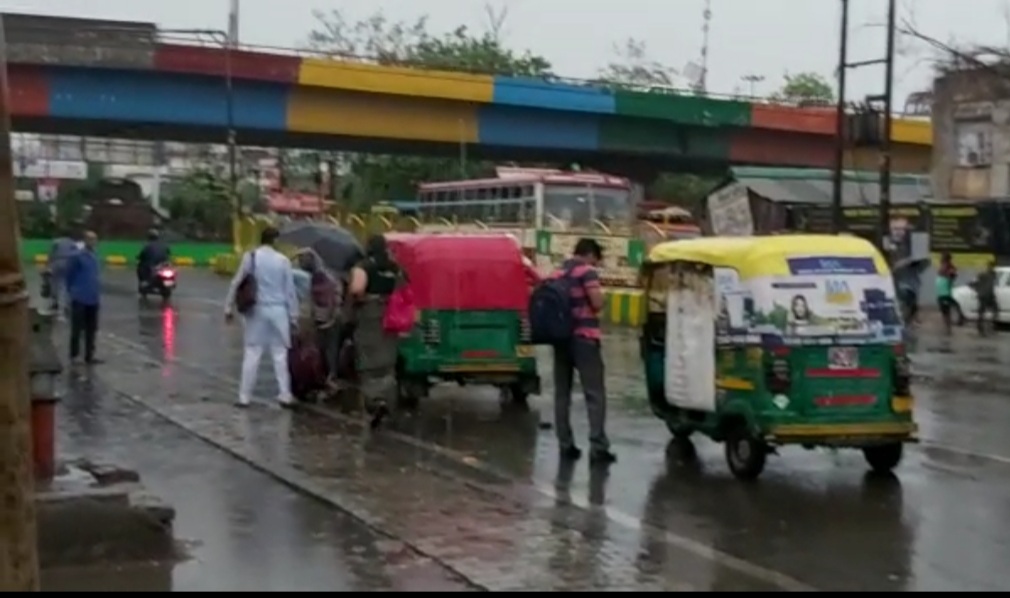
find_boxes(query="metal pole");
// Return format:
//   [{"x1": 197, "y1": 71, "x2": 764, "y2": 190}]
[
  {"x1": 831, "y1": 0, "x2": 849, "y2": 234},
  {"x1": 224, "y1": 35, "x2": 238, "y2": 217},
  {"x1": 879, "y1": 0, "x2": 896, "y2": 254},
  {"x1": 0, "y1": 14, "x2": 41, "y2": 592}
]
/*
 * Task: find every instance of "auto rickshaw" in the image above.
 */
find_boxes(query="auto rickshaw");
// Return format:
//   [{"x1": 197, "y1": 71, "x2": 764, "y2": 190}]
[
  {"x1": 386, "y1": 233, "x2": 541, "y2": 407},
  {"x1": 640, "y1": 235, "x2": 917, "y2": 480}
]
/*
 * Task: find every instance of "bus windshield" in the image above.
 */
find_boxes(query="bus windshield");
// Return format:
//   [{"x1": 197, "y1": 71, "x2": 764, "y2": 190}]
[{"x1": 543, "y1": 184, "x2": 632, "y2": 229}]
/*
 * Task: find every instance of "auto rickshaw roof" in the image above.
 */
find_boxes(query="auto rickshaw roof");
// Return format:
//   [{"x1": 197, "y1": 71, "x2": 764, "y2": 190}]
[
  {"x1": 646, "y1": 234, "x2": 890, "y2": 279},
  {"x1": 386, "y1": 233, "x2": 529, "y2": 310}
]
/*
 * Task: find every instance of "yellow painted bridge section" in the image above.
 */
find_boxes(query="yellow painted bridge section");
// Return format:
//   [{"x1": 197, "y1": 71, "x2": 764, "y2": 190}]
[
  {"x1": 286, "y1": 87, "x2": 479, "y2": 143},
  {"x1": 891, "y1": 119, "x2": 931, "y2": 146},
  {"x1": 298, "y1": 58, "x2": 494, "y2": 104}
]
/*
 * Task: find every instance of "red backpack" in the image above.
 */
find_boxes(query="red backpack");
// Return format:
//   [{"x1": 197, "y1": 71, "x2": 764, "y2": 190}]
[{"x1": 382, "y1": 283, "x2": 416, "y2": 335}]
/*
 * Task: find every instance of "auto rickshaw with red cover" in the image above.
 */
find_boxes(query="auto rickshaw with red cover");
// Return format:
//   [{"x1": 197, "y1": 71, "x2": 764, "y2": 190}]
[{"x1": 386, "y1": 233, "x2": 541, "y2": 407}]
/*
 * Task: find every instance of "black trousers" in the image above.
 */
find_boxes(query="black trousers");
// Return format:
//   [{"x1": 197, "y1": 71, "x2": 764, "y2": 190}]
[{"x1": 70, "y1": 301, "x2": 99, "y2": 361}]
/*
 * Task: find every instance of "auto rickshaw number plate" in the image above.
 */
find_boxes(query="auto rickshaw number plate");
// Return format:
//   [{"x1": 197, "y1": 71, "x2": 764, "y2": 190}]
[{"x1": 828, "y1": 346, "x2": 858, "y2": 369}]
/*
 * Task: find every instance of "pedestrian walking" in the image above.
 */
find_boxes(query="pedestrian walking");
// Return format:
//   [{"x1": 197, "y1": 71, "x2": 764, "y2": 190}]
[
  {"x1": 547, "y1": 238, "x2": 616, "y2": 465},
  {"x1": 348, "y1": 235, "x2": 404, "y2": 428},
  {"x1": 975, "y1": 260, "x2": 999, "y2": 336},
  {"x1": 936, "y1": 252, "x2": 958, "y2": 335},
  {"x1": 224, "y1": 227, "x2": 299, "y2": 408},
  {"x1": 65, "y1": 231, "x2": 101, "y2": 364}
]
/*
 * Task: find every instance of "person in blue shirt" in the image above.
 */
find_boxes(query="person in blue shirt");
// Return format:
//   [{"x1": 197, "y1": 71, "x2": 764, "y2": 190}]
[{"x1": 64, "y1": 231, "x2": 102, "y2": 364}]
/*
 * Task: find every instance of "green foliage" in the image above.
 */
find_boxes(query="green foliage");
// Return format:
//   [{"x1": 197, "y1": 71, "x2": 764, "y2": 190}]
[
  {"x1": 162, "y1": 170, "x2": 234, "y2": 242},
  {"x1": 596, "y1": 38, "x2": 677, "y2": 90},
  {"x1": 771, "y1": 72, "x2": 835, "y2": 105},
  {"x1": 308, "y1": 8, "x2": 553, "y2": 204},
  {"x1": 648, "y1": 173, "x2": 720, "y2": 211}
]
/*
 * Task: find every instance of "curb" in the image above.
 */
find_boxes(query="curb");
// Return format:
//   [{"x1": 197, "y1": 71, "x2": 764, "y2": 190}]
[
  {"x1": 28, "y1": 254, "x2": 218, "y2": 268},
  {"x1": 604, "y1": 288, "x2": 645, "y2": 327}
]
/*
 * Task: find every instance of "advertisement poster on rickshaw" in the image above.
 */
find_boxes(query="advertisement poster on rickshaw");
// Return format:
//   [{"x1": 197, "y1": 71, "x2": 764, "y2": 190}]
[{"x1": 713, "y1": 256, "x2": 902, "y2": 345}]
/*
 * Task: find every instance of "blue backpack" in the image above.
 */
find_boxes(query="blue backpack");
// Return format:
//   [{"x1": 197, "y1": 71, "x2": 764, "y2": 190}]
[{"x1": 528, "y1": 267, "x2": 576, "y2": 345}]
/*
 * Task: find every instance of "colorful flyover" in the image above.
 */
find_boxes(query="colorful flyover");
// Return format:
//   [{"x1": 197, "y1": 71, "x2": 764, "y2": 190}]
[{"x1": 7, "y1": 39, "x2": 932, "y2": 171}]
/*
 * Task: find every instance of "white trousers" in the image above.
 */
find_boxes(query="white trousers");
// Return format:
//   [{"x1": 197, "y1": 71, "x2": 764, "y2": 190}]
[{"x1": 239, "y1": 344, "x2": 293, "y2": 405}]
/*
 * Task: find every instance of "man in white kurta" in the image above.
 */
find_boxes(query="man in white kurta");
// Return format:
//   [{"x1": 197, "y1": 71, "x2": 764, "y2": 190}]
[{"x1": 224, "y1": 227, "x2": 299, "y2": 407}]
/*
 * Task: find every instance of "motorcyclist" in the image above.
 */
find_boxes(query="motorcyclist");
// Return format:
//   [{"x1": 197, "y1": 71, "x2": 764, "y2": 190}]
[{"x1": 137, "y1": 229, "x2": 171, "y2": 291}]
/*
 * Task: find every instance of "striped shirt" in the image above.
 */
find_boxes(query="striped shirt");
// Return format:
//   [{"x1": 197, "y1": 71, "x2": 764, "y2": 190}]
[{"x1": 552, "y1": 258, "x2": 602, "y2": 340}]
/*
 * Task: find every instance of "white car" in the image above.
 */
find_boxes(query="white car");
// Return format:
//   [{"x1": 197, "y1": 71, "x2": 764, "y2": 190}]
[{"x1": 951, "y1": 266, "x2": 1010, "y2": 324}]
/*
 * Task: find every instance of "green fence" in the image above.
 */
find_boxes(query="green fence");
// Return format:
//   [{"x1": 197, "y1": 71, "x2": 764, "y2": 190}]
[{"x1": 21, "y1": 239, "x2": 231, "y2": 267}]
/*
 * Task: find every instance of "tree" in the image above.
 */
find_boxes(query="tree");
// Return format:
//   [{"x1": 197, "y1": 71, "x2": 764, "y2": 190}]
[
  {"x1": 162, "y1": 170, "x2": 236, "y2": 242},
  {"x1": 596, "y1": 39, "x2": 715, "y2": 210},
  {"x1": 596, "y1": 38, "x2": 677, "y2": 91},
  {"x1": 771, "y1": 72, "x2": 835, "y2": 105},
  {"x1": 307, "y1": 7, "x2": 554, "y2": 207}
]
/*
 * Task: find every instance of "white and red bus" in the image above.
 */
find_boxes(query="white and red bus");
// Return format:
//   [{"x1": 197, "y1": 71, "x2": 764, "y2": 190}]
[{"x1": 416, "y1": 167, "x2": 637, "y2": 230}]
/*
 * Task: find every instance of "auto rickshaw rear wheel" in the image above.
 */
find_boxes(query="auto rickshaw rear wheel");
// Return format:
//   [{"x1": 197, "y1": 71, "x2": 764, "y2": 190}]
[
  {"x1": 862, "y1": 443, "x2": 904, "y2": 473},
  {"x1": 724, "y1": 428, "x2": 768, "y2": 480},
  {"x1": 499, "y1": 385, "x2": 530, "y2": 410}
]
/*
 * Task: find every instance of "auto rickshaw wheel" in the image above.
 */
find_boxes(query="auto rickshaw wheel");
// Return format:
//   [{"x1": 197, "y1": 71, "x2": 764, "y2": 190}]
[
  {"x1": 862, "y1": 443, "x2": 904, "y2": 473},
  {"x1": 725, "y1": 429, "x2": 768, "y2": 480},
  {"x1": 499, "y1": 385, "x2": 530, "y2": 410}
]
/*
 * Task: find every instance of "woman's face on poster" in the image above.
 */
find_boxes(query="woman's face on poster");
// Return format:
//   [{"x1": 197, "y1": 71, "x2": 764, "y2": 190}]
[{"x1": 792, "y1": 296, "x2": 809, "y2": 320}]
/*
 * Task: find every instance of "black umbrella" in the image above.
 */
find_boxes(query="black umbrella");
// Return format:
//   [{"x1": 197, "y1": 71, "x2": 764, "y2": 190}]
[
  {"x1": 891, "y1": 256, "x2": 930, "y2": 275},
  {"x1": 278, "y1": 221, "x2": 362, "y2": 271}
]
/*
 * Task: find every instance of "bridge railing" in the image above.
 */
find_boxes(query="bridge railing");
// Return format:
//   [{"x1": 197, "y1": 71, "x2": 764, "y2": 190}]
[{"x1": 4, "y1": 20, "x2": 926, "y2": 114}]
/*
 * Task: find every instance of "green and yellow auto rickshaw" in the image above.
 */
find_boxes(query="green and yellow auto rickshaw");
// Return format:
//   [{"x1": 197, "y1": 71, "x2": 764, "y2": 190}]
[
  {"x1": 387, "y1": 233, "x2": 540, "y2": 408},
  {"x1": 640, "y1": 235, "x2": 916, "y2": 480}
]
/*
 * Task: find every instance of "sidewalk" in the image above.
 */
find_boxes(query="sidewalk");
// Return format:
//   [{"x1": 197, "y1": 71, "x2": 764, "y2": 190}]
[{"x1": 51, "y1": 371, "x2": 474, "y2": 592}]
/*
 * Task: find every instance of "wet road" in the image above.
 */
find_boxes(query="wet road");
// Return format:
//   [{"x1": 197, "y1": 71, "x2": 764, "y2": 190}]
[{"x1": 44, "y1": 266, "x2": 1010, "y2": 591}]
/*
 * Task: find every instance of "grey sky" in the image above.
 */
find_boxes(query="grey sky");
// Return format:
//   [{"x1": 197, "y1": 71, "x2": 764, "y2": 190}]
[{"x1": 2, "y1": 0, "x2": 1007, "y2": 106}]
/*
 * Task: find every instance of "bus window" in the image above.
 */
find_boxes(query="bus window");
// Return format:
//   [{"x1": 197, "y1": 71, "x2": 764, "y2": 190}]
[
  {"x1": 589, "y1": 185, "x2": 633, "y2": 226},
  {"x1": 525, "y1": 198, "x2": 541, "y2": 224},
  {"x1": 544, "y1": 184, "x2": 592, "y2": 228},
  {"x1": 500, "y1": 200, "x2": 520, "y2": 223},
  {"x1": 485, "y1": 201, "x2": 500, "y2": 222}
]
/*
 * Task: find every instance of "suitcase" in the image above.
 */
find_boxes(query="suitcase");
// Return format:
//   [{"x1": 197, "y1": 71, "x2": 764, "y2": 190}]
[{"x1": 289, "y1": 337, "x2": 326, "y2": 400}]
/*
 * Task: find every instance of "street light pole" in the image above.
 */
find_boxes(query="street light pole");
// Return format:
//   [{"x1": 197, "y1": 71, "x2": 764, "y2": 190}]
[
  {"x1": 878, "y1": 0, "x2": 897, "y2": 253},
  {"x1": 0, "y1": 15, "x2": 41, "y2": 592},
  {"x1": 742, "y1": 74, "x2": 765, "y2": 98},
  {"x1": 831, "y1": 0, "x2": 849, "y2": 234}
]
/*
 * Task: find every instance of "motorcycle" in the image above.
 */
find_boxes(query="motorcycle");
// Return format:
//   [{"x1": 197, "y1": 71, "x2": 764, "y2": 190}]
[{"x1": 140, "y1": 262, "x2": 177, "y2": 301}]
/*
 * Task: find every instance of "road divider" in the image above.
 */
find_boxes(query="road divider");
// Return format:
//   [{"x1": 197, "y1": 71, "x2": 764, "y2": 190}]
[
  {"x1": 605, "y1": 288, "x2": 646, "y2": 327},
  {"x1": 21, "y1": 239, "x2": 230, "y2": 268}
]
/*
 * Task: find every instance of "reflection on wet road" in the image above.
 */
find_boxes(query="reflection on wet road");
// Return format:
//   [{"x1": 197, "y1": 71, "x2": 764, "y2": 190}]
[{"x1": 45, "y1": 266, "x2": 1010, "y2": 590}]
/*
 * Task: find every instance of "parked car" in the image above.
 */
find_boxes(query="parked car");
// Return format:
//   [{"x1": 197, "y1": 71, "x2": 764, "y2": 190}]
[{"x1": 951, "y1": 266, "x2": 1010, "y2": 325}]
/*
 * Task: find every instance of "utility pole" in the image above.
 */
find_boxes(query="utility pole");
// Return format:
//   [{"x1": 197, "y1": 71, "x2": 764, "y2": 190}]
[
  {"x1": 878, "y1": 0, "x2": 897, "y2": 255},
  {"x1": 834, "y1": 0, "x2": 897, "y2": 252},
  {"x1": 831, "y1": 0, "x2": 849, "y2": 234},
  {"x1": 0, "y1": 15, "x2": 42, "y2": 592}
]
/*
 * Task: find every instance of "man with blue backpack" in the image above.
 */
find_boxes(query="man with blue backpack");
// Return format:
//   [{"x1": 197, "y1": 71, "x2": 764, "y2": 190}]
[{"x1": 528, "y1": 238, "x2": 616, "y2": 465}]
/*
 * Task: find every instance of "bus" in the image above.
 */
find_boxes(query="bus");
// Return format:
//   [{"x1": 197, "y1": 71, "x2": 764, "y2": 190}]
[{"x1": 416, "y1": 167, "x2": 637, "y2": 232}]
